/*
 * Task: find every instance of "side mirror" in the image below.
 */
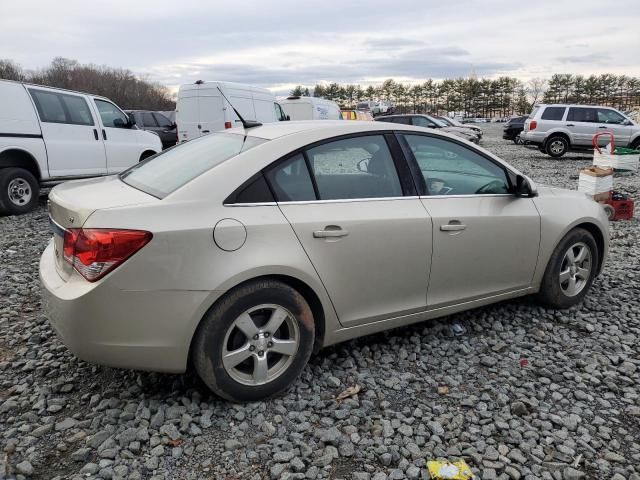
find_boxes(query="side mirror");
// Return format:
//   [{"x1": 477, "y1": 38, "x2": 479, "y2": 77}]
[
  {"x1": 126, "y1": 114, "x2": 136, "y2": 127},
  {"x1": 286, "y1": 115, "x2": 291, "y2": 121},
  {"x1": 113, "y1": 117, "x2": 126, "y2": 128},
  {"x1": 514, "y1": 174, "x2": 537, "y2": 197},
  {"x1": 622, "y1": 119, "x2": 633, "y2": 126}
]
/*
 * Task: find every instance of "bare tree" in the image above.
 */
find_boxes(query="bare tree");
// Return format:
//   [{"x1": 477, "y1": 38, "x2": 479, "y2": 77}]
[{"x1": 526, "y1": 78, "x2": 547, "y2": 107}]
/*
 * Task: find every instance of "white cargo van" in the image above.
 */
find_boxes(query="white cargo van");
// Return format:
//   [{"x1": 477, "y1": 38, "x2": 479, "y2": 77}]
[
  {"x1": 278, "y1": 96, "x2": 341, "y2": 121},
  {"x1": 176, "y1": 81, "x2": 288, "y2": 141},
  {"x1": 0, "y1": 80, "x2": 162, "y2": 215}
]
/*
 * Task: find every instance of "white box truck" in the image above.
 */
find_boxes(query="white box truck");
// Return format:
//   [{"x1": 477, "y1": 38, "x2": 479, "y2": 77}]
[
  {"x1": 278, "y1": 96, "x2": 341, "y2": 121},
  {"x1": 0, "y1": 80, "x2": 162, "y2": 215},
  {"x1": 176, "y1": 81, "x2": 288, "y2": 141}
]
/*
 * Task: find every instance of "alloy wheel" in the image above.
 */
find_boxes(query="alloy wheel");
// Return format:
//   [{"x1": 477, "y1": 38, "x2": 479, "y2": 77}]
[
  {"x1": 222, "y1": 304, "x2": 299, "y2": 386},
  {"x1": 549, "y1": 140, "x2": 565, "y2": 155},
  {"x1": 559, "y1": 242, "x2": 592, "y2": 297},
  {"x1": 7, "y1": 178, "x2": 32, "y2": 206}
]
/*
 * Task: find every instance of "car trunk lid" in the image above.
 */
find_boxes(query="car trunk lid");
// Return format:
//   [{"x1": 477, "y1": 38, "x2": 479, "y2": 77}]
[{"x1": 48, "y1": 175, "x2": 158, "y2": 281}]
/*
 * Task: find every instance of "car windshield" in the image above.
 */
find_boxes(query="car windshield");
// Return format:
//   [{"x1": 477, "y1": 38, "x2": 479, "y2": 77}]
[
  {"x1": 432, "y1": 118, "x2": 449, "y2": 127},
  {"x1": 120, "y1": 133, "x2": 266, "y2": 198}
]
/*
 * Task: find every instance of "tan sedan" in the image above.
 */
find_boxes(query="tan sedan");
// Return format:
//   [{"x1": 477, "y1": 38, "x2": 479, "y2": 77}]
[{"x1": 41, "y1": 121, "x2": 608, "y2": 401}]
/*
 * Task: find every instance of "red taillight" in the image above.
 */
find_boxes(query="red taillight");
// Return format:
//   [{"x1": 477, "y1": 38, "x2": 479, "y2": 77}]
[
  {"x1": 529, "y1": 120, "x2": 537, "y2": 130},
  {"x1": 224, "y1": 121, "x2": 232, "y2": 129},
  {"x1": 63, "y1": 228, "x2": 152, "y2": 282}
]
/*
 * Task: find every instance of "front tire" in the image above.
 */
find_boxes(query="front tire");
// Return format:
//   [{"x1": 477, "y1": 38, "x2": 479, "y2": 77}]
[
  {"x1": 0, "y1": 168, "x2": 40, "y2": 215},
  {"x1": 545, "y1": 136, "x2": 569, "y2": 158},
  {"x1": 192, "y1": 280, "x2": 315, "y2": 401},
  {"x1": 538, "y1": 228, "x2": 598, "y2": 309}
]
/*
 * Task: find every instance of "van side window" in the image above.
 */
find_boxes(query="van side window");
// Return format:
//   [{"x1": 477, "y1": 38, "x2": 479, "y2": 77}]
[
  {"x1": 95, "y1": 99, "x2": 129, "y2": 128},
  {"x1": 29, "y1": 89, "x2": 94, "y2": 126}
]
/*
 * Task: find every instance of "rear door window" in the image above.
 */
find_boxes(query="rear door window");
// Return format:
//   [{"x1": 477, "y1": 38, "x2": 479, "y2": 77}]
[
  {"x1": 305, "y1": 135, "x2": 403, "y2": 200},
  {"x1": 392, "y1": 117, "x2": 412, "y2": 125},
  {"x1": 154, "y1": 113, "x2": 173, "y2": 127},
  {"x1": 567, "y1": 107, "x2": 597, "y2": 123},
  {"x1": 142, "y1": 112, "x2": 158, "y2": 127},
  {"x1": 412, "y1": 116, "x2": 436, "y2": 128},
  {"x1": 541, "y1": 107, "x2": 566, "y2": 121}
]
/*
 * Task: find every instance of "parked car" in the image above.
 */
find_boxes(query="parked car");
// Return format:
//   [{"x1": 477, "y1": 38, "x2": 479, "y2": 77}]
[
  {"x1": 0, "y1": 80, "x2": 162, "y2": 215},
  {"x1": 503, "y1": 115, "x2": 528, "y2": 144},
  {"x1": 126, "y1": 110, "x2": 177, "y2": 149},
  {"x1": 523, "y1": 104, "x2": 640, "y2": 157},
  {"x1": 340, "y1": 110, "x2": 373, "y2": 121},
  {"x1": 278, "y1": 96, "x2": 340, "y2": 120},
  {"x1": 176, "y1": 80, "x2": 288, "y2": 142},
  {"x1": 41, "y1": 120, "x2": 608, "y2": 401},
  {"x1": 375, "y1": 114, "x2": 480, "y2": 143},
  {"x1": 435, "y1": 115, "x2": 483, "y2": 138}
]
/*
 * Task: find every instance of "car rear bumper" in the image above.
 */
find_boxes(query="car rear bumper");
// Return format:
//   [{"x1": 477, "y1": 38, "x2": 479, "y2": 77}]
[
  {"x1": 39, "y1": 241, "x2": 217, "y2": 373},
  {"x1": 523, "y1": 131, "x2": 545, "y2": 145}
]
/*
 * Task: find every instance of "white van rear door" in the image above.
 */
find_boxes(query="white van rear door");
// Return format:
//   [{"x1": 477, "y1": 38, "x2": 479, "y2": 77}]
[
  {"x1": 28, "y1": 88, "x2": 107, "y2": 177},
  {"x1": 176, "y1": 89, "x2": 201, "y2": 141},
  {"x1": 198, "y1": 88, "x2": 225, "y2": 134}
]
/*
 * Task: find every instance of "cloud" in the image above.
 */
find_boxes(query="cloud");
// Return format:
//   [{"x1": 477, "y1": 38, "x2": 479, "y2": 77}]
[{"x1": 556, "y1": 53, "x2": 610, "y2": 64}]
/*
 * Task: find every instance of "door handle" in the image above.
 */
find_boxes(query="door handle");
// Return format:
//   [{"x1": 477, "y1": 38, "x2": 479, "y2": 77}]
[
  {"x1": 313, "y1": 227, "x2": 349, "y2": 238},
  {"x1": 566, "y1": 124, "x2": 575, "y2": 127},
  {"x1": 93, "y1": 129, "x2": 99, "y2": 140},
  {"x1": 102, "y1": 129, "x2": 107, "y2": 140},
  {"x1": 598, "y1": 126, "x2": 607, "y2": 129},
  {"x1": 202, "y1": 130, "x2": 210, "y2": 134},
  {"x1": 440, "y1": 223, "x2": 466, "y2": 232}
]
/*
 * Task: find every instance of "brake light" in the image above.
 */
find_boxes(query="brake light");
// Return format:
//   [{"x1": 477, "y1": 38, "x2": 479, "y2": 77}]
[
  {"x1": 529, "y1": 120, "x2": 537, "y2": 130},
  {"x1": 224, "y1": 121, "x2": 232, "y2": 129},
  {"x1": 63, "y1": 228, "x2": 152, "y2": 282}
]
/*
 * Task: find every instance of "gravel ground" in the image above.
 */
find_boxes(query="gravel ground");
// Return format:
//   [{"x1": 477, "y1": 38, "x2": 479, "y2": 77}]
[{"x1": 1, "y1": 123, "x2": 639, "y2": 480}]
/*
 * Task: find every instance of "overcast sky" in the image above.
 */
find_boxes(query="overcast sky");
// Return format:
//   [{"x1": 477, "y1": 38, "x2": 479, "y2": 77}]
[{"x1": 2, "y1": 0, "x2": 639, "y2": 94}]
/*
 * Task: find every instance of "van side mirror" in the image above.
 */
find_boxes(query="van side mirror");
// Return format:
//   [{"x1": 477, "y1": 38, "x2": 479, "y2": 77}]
[{"x1": 514, "y1": 174, "x2": 537, "y2": 197}]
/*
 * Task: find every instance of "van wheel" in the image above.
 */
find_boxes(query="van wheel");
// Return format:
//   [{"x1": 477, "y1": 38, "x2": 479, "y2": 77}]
[
  {"x1": 139, "y1": 151, "x2": 156, "y2": 162},
  {"x1": 537, "y1": 228, "x2": 598, "y2": 309},
  {"x1": 545, "y1": 136, "x2": 569, "y2": 158},
  {"x1": 0, "y1": 168, "x2": 40, "y2": 215},
  {"x1": 192, "y1": 280, "x2": 315, "y2": 401}
]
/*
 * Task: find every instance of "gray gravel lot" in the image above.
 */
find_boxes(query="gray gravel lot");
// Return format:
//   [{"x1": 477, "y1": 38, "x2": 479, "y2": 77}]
[{"x1": 1, "y1": 123, "x2": 639, "y2": 480}]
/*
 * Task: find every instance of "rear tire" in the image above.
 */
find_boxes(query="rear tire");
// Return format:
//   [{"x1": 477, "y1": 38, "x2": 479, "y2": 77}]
[
  {"x1": 537, "y1": 228, "x2": 598, "y2": 309},
  {"x1": 630, "y1": 138, "x2": 640, "y2": 150},
  {"x1": 0, "y1": 168, "x2": 40, "y2": 215},
  {"x1": 545, "y1": 136, "x2": 569, "y2": 158},
  {"x1": 192, "y1": 280, "x2": 315, "y2": 401}
]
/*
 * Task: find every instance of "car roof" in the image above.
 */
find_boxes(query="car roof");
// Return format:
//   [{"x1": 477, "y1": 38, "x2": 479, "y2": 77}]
[
  {"x1": 225, "y1": 120, "x2": 441, "y2": 140},
  {"x1": 536, "y1": 104, "x2": 613, "y2": 109}
]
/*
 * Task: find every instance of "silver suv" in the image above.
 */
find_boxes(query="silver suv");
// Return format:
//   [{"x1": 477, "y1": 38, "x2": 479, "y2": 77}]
[{"x1": 522, "y1": 104, "x2": 640, "y2": 157}]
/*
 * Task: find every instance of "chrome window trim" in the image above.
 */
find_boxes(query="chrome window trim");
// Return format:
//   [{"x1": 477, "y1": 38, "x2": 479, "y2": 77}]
[
  {"x1": 420, "y1": 194, "x2": 514, "y2": 199},
  {"x1": 224, "y1": 194, "x2": 515, "y2": 206}
]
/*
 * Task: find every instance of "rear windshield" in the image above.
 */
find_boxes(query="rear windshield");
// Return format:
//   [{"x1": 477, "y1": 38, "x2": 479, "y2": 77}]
[{"x1": 120, "y1": 133, "x2": 266, "y2": 198}]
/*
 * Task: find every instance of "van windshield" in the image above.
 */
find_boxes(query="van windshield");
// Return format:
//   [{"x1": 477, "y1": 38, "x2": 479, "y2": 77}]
[{"x1": 120, "y1": 133, "x2": 266, "y2": 198}]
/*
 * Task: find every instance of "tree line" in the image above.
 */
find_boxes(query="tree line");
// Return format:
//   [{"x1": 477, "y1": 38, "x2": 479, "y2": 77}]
[
  {"x1": 0, "y1": 57, "x2": 175, "y2": 110},
  {"x1": 292, "y1": 74, "x2": 640, "y2": 117}
]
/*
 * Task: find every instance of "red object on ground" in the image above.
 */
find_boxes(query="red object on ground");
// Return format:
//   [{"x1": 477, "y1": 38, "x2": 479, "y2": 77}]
[
  {"x1": 605, "y1": 192, "x2": 635, "y2": 221},
  {"x1": 519, "y1": 359, "x2": 529, "y2": 368}
]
